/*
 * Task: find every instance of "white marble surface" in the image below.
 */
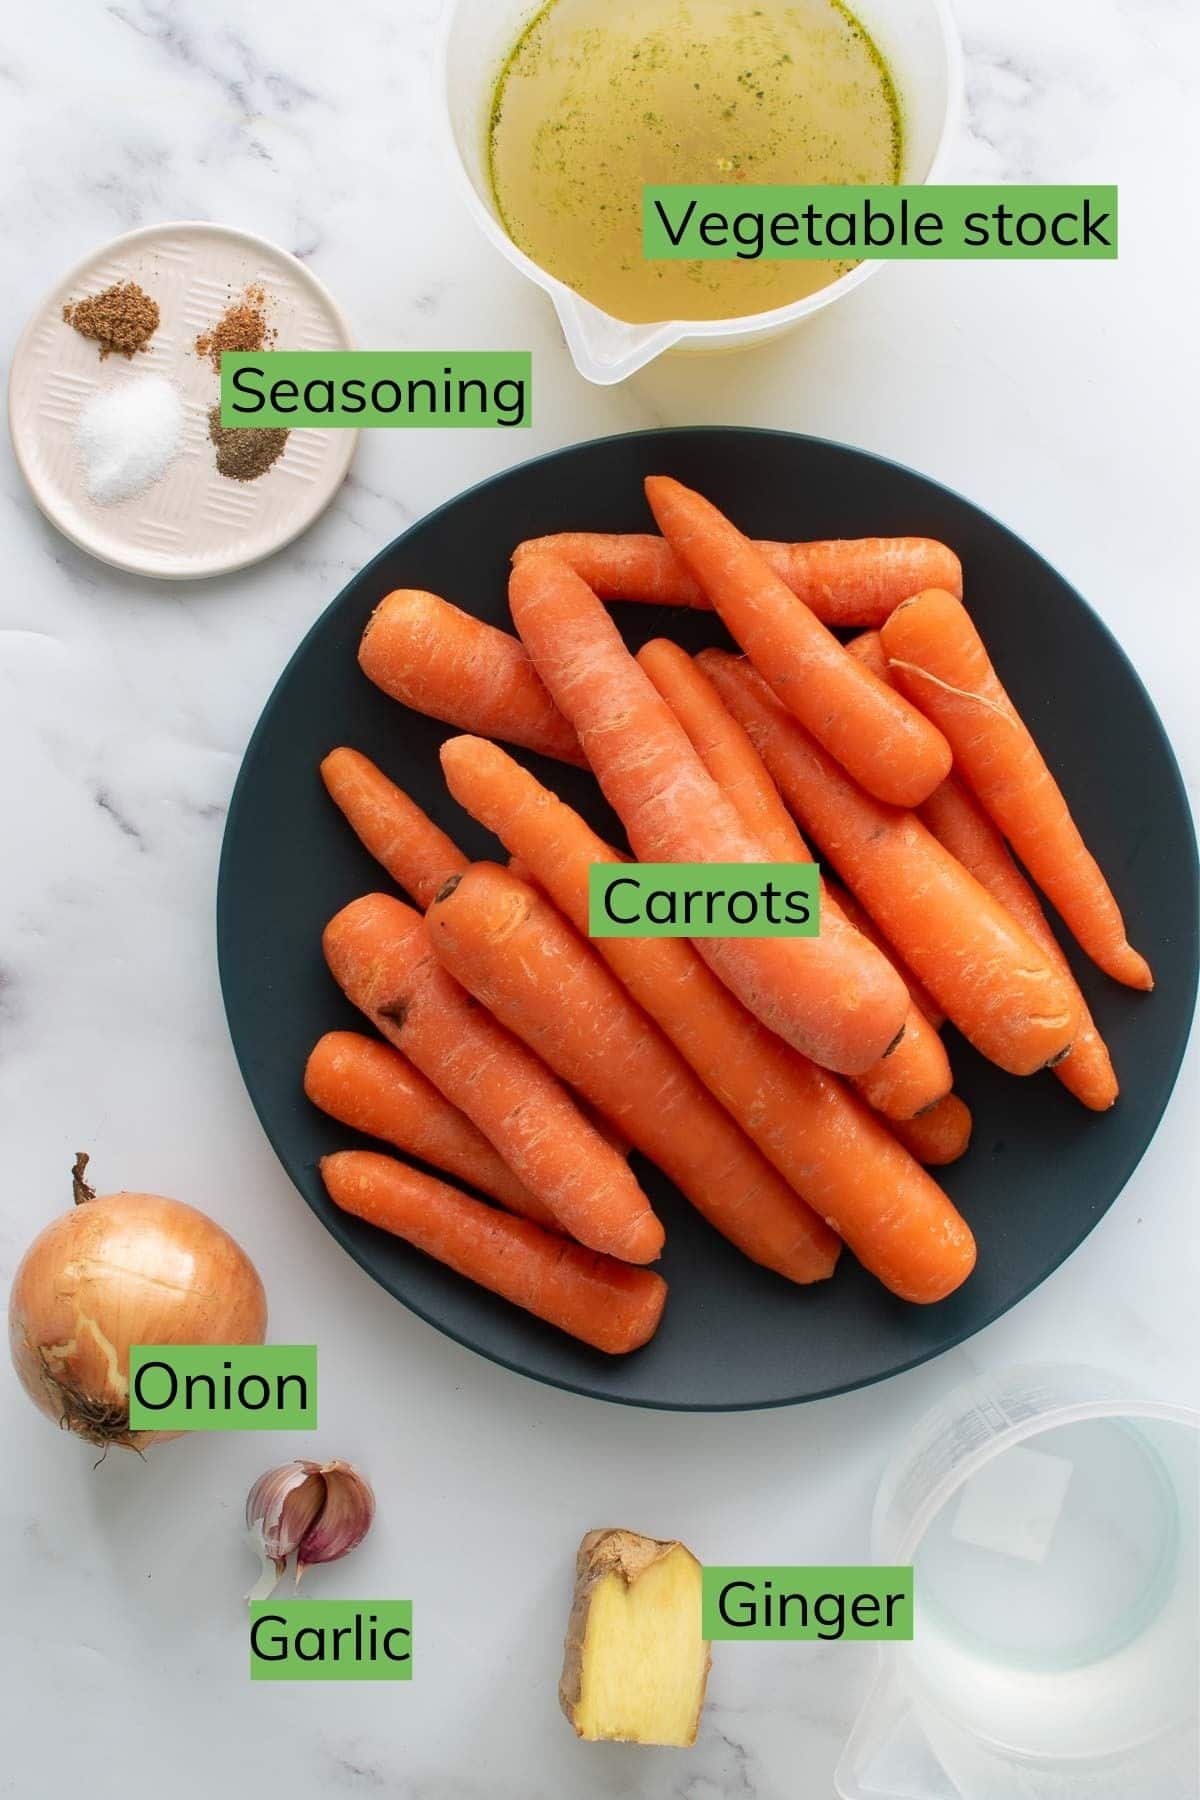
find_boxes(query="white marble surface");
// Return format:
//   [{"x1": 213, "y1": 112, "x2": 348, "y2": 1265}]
[{"x1": 2, "y1": 2, "x2": 1197, "y2": 1795}]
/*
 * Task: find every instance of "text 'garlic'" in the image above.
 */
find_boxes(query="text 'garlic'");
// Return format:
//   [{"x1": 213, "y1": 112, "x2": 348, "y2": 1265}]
[{"x1": 246, "y1": 1459, "x2": 375, "y2": 1602}]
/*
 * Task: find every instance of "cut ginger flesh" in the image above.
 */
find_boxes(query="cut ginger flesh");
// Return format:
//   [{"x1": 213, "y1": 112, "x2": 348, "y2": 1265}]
[{"x1": 560, "y1": 1531, "x2": 710, "y2": 1746}]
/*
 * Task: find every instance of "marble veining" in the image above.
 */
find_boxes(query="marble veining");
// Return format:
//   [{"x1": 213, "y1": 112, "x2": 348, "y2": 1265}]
[{"x1": 1, "y1": 1, "x2": 1196, "y2": 1796}]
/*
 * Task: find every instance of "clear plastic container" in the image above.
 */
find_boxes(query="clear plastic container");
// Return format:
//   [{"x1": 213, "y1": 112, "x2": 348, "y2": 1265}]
[
  {"x1": 436, "y1": 0, "x2": 963, "y2": 384},
  {"x1": 835, "y1": 1365, "x2": 1200, "y2": 1800}
]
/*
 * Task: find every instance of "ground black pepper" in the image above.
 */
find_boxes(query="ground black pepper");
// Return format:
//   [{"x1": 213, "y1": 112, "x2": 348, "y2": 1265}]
[{"x1": 207, "y1": 406, "x2": 289, "y2": 482}]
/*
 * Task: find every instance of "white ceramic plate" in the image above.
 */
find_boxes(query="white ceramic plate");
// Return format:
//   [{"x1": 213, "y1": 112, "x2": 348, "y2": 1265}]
[{"x1": 8, "y1": 222, "x2": 357, "y2": 579}]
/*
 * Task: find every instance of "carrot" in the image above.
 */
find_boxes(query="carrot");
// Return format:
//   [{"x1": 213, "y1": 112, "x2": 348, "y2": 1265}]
[
  {"x1": 810, "y1": 651, "x2": 944, "y2": 1011},
  {"x1": 313, "y1": 775, "x2": 637, "y2": 1151},
  {"x1": 880, "y1": 588, "x2": 1152, "y2": 991},
  {"x1": 826, "y1": 877, "x2": 945, "y2": 1031},
  {"x1": 358, "y1": 588, "x2": 584, "y2": 766},
  {"x1": 439, "y1": 736, "x2": 976, "y2": 1303},
  {"x1": 891, "y1": 1095, "x2": 973, "y2": 1167},
  {"x1": 847, "y1": 640, "x2": 1114, "y2": 1095},
  {"x1": 848, "y1": 638, "x2": 1114, "y2": 1087},
  {"x1": 320, "y1": 748, "x2": 468, "y2": 909},
  {"x1": 514, "y1": 533, "x2": 962, "y2": 624},
  {"x1": 702, "y1": 651, "x2": 1080, "y2": 1077},
  {"x1": 920, "y1": 777, "x2": 1119, "y2": 1111},
  {"x1": 321, "y1": 1151, "x2": 666, "y2": 1355},
  {"x1": 427, "y1": 861, "x2": 841, "y2": 1286},
  {"x1": 323, "y1": 893, "x2": 663, "y2": 1263},
  {"x1": 637, "y1": 637, "x2": 950, "y2": 1119},
  {"x1": 643, "y1": 477, "x2": 952, "y2": 808},
  {"x1": 840, "y1": 1011, "x2": 949, "y2": 1121},
  {"x1": 845, "y1": 628, "x2": 889, "y2": 681},
  {"x1": 635, "y1": 635, "x2": 807, "y2": 862},
  {"x1": 303, "y1": 1031, "x2": 560, "y2": 1228},
  {"x1": 507, "y1": 553, "x2": 909, "y2": 1076}
]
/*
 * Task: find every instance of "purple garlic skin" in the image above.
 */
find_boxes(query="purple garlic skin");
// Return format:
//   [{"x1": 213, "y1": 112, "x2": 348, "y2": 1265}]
[
  {"x1": 296, "y1": 1460, "x2": 376, "y2": 1576},
  {"x1": 246, "y1": 1462, "x2": 326, "y2": 1577},
  {"x1": 245, "y1": 1459, "x2": 374, "y2": 1600}
]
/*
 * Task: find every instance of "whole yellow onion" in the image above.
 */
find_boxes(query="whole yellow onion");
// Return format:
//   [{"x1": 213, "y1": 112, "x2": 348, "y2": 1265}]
[{"x1": 9, "y1": 1155, "x2": 267, "y2": 1451}]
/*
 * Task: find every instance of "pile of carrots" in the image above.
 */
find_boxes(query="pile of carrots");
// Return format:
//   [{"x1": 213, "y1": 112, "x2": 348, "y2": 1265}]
[{"x1": 309, "y1": 474, "x2": 1151, "y2": 1356}]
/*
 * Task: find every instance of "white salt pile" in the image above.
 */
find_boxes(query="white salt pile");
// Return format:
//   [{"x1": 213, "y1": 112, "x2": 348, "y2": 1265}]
[{"x1": 76, "y1": 374, "x2": 184, "y2": 505}]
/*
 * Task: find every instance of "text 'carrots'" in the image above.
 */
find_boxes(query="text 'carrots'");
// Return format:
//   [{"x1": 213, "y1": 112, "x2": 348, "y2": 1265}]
[{"x1": 321, "y1": 1151, "x2": 667, "y2": 1355}]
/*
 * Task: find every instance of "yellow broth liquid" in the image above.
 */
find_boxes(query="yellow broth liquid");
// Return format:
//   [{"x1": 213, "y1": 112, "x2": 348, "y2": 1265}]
[{"x1": 487, "y1": 0, "x2": 902, "y2": 324}]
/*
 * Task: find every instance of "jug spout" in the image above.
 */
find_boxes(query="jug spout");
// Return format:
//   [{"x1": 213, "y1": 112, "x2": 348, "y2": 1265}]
[
  {"x1": 836, "y1": 1668, "x2": 961, "y2": 1800},
  {"x1": 550, "y1": 288, "x2": 682, "y2": 385}
]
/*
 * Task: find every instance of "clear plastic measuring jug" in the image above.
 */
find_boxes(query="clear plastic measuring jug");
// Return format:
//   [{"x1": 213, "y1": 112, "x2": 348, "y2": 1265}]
[
  {"x1": 836, "y1": 1364, "x2": 1200, "y2": 1800},
  {"x1": 437, "y1": 0, "x2": 962, "y2": 384}
]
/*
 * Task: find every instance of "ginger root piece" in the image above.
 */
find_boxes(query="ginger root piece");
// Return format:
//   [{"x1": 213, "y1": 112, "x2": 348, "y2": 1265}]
[{"x1": 559, "y1": 1529, "x2": 712, "y2": 1746}]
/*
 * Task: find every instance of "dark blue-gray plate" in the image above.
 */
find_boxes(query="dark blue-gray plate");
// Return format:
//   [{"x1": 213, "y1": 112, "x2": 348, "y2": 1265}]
[{"x1": 217, "y1": 428, "x2": 1197, "y2": 1410}]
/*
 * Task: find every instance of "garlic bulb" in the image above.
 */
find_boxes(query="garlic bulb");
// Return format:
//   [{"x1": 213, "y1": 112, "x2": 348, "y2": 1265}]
[{"x1": 246, "y1": 1459, "x2": 375, "y2": 1601}]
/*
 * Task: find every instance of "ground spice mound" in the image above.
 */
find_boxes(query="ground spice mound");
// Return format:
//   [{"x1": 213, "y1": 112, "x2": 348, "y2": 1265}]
[
  {"x1": 62, "y1": 281, "x2": 159, "y2": 359},
  {"x1": 196, "y1": 285, "x2": 277, "y2": 371},
  {"x1": 207, "y1": 405, "x2": 289, "y2": 482}
]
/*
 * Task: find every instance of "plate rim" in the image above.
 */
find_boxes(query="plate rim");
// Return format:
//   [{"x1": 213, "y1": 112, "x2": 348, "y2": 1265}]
[
  {"x1": 7, "y1": 219, "x2": 359, "y2": 581},
  {"x1": 217, "y1": 424, "x2": 1200, "y2": 1411}
]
